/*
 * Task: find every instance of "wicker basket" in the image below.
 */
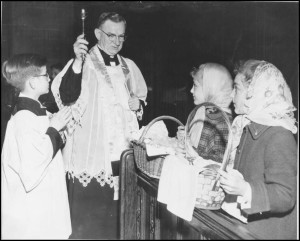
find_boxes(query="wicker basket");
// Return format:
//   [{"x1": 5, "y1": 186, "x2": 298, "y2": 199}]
[
  {"x1": 131, "y1": 116, "x2": 184, "y2": 179},
  {"x1": 186, "y1": 102, "x2": 232, "y2": 210}
]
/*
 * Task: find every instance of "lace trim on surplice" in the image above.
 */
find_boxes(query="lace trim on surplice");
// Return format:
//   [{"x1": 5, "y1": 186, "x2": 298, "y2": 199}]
[{"x1": 68, "y1": 170, "x2": 115, "y2": 188}]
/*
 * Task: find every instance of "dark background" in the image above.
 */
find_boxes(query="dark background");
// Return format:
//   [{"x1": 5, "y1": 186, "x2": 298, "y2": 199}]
[{"x1": 1, "y1": 1, "x2": 299, "y2": 147}]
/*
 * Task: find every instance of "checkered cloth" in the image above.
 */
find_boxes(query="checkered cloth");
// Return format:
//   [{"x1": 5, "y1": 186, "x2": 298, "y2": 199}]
[{"x1": 195, "y1": 108, "x2": 233, "y2": 163}]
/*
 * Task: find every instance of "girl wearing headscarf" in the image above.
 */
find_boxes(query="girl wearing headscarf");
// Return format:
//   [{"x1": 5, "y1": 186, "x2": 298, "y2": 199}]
[
  {"x1": 219, "y1": 60, "x2": 297, "y2": 239},
  {"x1": 185, "y1": 62, "x2": 233, "y2": 163},
  {"x1": 158, "y1": 63, "x2": 233, "y2": 219}
]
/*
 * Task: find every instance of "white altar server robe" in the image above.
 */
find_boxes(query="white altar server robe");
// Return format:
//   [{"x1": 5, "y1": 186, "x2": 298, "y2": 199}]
[{"x1": 1, "y1": 99, "x2": 71, "y2": 239}]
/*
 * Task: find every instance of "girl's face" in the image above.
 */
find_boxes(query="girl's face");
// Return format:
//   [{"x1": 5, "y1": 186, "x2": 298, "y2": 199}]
[
  {"x1": 190, "y1": 76, "x2": 205, "y2": 105},
  {"x1": 231, "y1": 74, "x2": 248, "y2": 114}
]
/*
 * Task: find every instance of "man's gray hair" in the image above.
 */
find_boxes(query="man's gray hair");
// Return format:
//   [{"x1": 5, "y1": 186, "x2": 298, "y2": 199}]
[{"x1": 96, "y1": 12, "x2": 127, "y2": 29}]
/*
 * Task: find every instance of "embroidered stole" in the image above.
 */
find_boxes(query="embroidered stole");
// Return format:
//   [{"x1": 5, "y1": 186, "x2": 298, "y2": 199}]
[
  {"x1": 89, "y1": 49, "x2": 132, "y2": 99},
  {"x1": 89, "y1": 48, "x2": 139, "y2": 138}
]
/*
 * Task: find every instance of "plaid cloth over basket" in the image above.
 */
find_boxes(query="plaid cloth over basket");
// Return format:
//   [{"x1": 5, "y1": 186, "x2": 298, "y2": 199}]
[
  {"x1": 186, "y1": 102, "x2": 233, "y2": 210},
  {"x1": 131, "y1": 116, "x2": 184, "y2": 179}
]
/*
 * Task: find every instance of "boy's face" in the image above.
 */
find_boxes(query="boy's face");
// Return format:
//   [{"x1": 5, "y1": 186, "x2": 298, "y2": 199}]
[{"x1": 34, "y1": 66, "x2": 50, "y2": 95}]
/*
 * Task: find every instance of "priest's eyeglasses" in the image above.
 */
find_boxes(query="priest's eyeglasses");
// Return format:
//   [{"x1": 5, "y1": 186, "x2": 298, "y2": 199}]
[{"x1": 99, "y1": 29, "x2": 127, "y2": 42}]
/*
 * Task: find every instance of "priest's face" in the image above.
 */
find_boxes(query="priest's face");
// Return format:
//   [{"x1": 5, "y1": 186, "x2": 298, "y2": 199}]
[{"x1": 95, "y1": 19, "x2": 126, "y2": 56}]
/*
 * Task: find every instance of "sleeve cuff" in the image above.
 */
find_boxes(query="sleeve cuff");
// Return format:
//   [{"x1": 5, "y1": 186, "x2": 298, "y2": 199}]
[
  {"x1": 46, "y1": 127, "x2": 63, "y2": 158},
  {"x1": 72, "y1": 60, "x2": 82, "y2": 74},
  {"x1": 59, "y1": 60, "x2": 82, "y2": 104},
  {"x1": 237, "y1": 182, "x2": 252, "y2": 209}
]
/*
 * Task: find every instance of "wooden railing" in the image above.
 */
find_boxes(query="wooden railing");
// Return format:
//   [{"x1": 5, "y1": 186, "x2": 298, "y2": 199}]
[{"x1": 120, "y1": 149, "x2": 259, "y2": 240}]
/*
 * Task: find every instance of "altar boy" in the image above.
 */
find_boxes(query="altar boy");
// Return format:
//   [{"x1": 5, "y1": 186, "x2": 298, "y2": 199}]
[{"x1": 1, "y1": 53, "x2": 72, "y2": 239}]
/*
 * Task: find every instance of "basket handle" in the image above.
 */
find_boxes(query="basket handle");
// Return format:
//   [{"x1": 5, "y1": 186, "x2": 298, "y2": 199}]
[{"x1": 139, "y1": 115, "x2": 184, "y2": 142}]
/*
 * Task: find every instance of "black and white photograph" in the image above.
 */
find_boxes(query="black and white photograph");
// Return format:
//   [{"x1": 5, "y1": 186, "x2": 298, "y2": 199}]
[{"x1": 1, "y1": 1, "x2": 298, "y2": 240}]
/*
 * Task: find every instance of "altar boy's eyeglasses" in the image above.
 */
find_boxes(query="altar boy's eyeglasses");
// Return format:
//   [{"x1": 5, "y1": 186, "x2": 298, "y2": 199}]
[{"x1": 33, "y1": 73, "x2": 50, "y2": 82}]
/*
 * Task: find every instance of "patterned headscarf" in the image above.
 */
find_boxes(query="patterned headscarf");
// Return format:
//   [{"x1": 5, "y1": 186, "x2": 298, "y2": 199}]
[{"x1": 229, "y1": 61, "x2": 297, "y2": 167}]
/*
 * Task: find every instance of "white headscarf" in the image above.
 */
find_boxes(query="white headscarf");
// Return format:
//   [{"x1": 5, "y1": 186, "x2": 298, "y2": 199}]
[
  {"x1": 201, "y1": 63, "x2": 233, "y2": 113},
  {"x1": 189, "y1": 63, "x2": 233, "y2": 148},
  {"x1": 230, "y1": 61, "x2": 297, "y2": 166}
]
